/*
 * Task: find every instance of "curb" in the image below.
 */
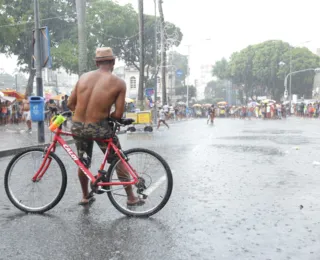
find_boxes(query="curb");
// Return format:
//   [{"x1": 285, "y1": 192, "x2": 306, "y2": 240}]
[{"x1": 0, "y1": 139, "x2": 75, "y2": 158}]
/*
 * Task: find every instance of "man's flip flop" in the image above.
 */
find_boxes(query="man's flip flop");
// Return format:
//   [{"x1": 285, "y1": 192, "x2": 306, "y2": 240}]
[
  {"x1": 127, "y1": 199, "x2": 145, "y2": 207},
  {"x1": 78, "y1": 195, "x2": 96, "y2": 206}
]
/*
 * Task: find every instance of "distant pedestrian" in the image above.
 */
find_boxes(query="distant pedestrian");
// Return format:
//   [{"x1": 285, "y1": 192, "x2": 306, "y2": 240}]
[
  {"x1": 157, "y1": 109, "x2": 169, "y2": 130},
  {"x1": 22, "y1": 94, "x2": 32, "y2": 132},
  {"x1": 61, "y1": 95, "x2": 70, "y2": 127}
]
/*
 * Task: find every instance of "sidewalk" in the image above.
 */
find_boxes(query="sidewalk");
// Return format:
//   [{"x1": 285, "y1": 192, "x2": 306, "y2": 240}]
[
  {"x1": 0, "y1": 122, "x2": 74, "y2": 157},
  {"x1": 0, "y1": 118, "x2": 192, "y2": 157}
]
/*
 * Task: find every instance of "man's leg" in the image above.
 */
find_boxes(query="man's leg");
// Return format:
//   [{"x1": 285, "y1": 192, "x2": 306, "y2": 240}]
[
  {"x1": 101, "y1": 136, "x2": 143, "y2": 205},
  {"x1": 26, "y1": 112, "x2": 32, "y2": 130},
  {"x1": 77, "y1": 141, "x2": 93, "y2": 204},
  {"x1": 78, "y1": 168, "x2": 89, "y2": 200},
  {"x1": 115, "y1": 163, "x2": 144, "y2": 205},
  {"x1": 163, "y1": 120, "x2": 169, "y2": 129}
]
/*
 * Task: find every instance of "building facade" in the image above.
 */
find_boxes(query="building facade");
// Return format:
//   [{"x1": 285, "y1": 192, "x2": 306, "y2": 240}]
[{"x1": 114, "y1": 66, "x2": 176, "y2": 105}]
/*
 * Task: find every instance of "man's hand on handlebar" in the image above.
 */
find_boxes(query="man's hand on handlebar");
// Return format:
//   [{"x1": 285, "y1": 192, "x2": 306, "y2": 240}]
[
  {"x1": 119, "y1": 118, "x2": 135, "y2": 126},
  {"x1": 60, "y1": 111, "x2": 73, "y2": 118}
]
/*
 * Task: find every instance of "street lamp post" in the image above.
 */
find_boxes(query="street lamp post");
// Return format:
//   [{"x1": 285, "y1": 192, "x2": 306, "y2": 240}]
[
  {"x1": 158, "y1": 64, "x2": 176, "y2": 104},
  {"x1": 284, "y1": 68, "x2": 320, "y2": 108}
]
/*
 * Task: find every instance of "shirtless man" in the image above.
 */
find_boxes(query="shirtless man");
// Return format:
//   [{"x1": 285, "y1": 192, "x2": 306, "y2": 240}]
[
  {"x1": 68, "y1": 47, "x2": 143, "y2": 206},
  {"x1": 22, "y1": 94, "x2": 32, "y2": 132}
]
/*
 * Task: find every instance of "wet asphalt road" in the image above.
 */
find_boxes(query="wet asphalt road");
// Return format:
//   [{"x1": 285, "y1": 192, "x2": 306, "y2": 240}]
[{"x1": 1, "y1": 117, "x2": 320, "y2": 260}]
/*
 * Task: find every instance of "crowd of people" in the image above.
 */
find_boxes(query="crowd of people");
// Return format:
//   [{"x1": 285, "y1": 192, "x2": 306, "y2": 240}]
[{"x1": 0, "y1": 94, "x2": 70, "y2": 131}]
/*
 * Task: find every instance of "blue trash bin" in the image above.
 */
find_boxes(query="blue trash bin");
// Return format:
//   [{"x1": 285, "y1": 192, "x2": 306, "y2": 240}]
[{"x1": 29, "y1": 96, "x2": 45, "y2": 121}]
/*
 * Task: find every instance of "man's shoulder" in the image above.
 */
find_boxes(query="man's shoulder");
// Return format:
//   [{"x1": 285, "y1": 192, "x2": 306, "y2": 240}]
[{"x1": 112, "y1": 75, "x2": 126, "y2": 88}]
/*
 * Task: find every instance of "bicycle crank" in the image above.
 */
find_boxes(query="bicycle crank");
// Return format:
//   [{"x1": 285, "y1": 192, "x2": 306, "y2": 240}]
[{"x1": 136, "y1": 177, "x2": 148, "y2": 199}]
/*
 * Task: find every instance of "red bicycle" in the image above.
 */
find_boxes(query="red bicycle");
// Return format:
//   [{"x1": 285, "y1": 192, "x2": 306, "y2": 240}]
[{"x1": 4, "y1": 112, "x2": 173, "y2": 217}]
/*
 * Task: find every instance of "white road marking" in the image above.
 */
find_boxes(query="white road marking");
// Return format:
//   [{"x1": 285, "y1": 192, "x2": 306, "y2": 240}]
[{"x1": 144, "y1": 175, "x2": 167, "y2": 196}]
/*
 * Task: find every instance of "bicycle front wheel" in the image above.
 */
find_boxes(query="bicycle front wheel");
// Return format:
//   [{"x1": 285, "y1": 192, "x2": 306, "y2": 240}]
[
  {"x1": 106, "y1": 148, "x2": 173, "y2": 217},
  {"x1": 4, "y1": 148, "x2": 67, "y2": 213}
]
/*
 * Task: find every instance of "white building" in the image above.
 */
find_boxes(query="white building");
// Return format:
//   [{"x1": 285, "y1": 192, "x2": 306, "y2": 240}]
[
  {"x1": 41, "y1": 68, "x2": 78, "y2": 95},
  {"x1": 114, "y1": 66, "x2": 176, "y2": 105},
  {"x1": 196, "y1": 64, "x2": 214, "y2": 100}
]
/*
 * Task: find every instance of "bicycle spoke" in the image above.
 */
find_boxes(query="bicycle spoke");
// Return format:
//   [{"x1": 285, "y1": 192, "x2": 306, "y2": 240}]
[
  {"x1": 5, "y1": 148, "x2": 67, "y2": 213},
  {"x1": 107, "y1": 149, "x2": 172, "y2": 217}
]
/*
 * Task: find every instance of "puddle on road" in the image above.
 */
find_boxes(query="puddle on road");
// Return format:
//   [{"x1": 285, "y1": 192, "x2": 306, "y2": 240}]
[
  {"x1": 218, "y1": 135, "x2": 310, "y2": 145},
  {"x1": 214, "y1": 144, "x2": 285, "y2": 156},
  {"x1": 242, "y1": 129, "x2": 302, "y2": 135}
]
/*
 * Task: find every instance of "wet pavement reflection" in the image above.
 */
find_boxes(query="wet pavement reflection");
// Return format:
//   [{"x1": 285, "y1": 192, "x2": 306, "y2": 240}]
[{"x1": 1, "y1": 117, "x2": 320, "y2": 259}]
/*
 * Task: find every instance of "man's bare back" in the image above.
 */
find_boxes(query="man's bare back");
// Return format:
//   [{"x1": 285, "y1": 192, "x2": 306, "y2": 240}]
[
  {"x1": 68, "y1": 69, "x2": 126, "y2": 123},
  {"x1": 22, "y1": 99, "x2": 30, "y2": 111}
]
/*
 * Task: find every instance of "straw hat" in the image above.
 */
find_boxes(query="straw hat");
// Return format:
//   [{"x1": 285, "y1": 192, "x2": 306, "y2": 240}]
[{"x1": 94, "y1": 47, "x2": 116, "y2": 61}]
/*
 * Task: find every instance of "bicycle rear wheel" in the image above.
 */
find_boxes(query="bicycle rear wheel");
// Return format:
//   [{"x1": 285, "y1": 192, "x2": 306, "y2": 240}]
[
  {"x1": 106, "y1": 148, "x2": 173, "y2": 217},
  {"x1": 4, "y1": 148, "x2": 67, "y2": 213}
]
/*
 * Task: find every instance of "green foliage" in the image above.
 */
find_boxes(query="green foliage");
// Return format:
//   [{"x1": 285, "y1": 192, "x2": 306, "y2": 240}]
[
  {"x1": 212, "y1": 40, "x2": 320, "y2": 101},
  {"x1": 0, "y1": 0, "x2": 183, "y2": 94},
  {"x1": 0, "y1": 0, "x2": 75, "y2": 94},
  {"x1": 204, "y1": 80, "x2": 227, "y2": 101},
  {"x1": 212, "y1": 58, "x2": 229, "y2": 80},
  {"x1": 168, "y1": 51, "x2": 188, "y2": 87},
  {"x1": 175, "y1": 85, "x2": 196, "y2": 99}
]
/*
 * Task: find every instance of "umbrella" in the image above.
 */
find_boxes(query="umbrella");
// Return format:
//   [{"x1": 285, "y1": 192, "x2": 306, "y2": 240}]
[
  {"x1": 0, "y1": 96, "x2": 16, "y2": 103},
  {"x1": 51, "y1": 94, "x2": 65, "y2": 101},
  {"x1": 125, "y1": 97, "x2": 134, "y2": 103},
  {"x1": 1, "y1": 89, "x2": 24, "y2": 101},
  {"x1": 217, "y1": 101, "x2": 227, "y2": 105},
  {"x1": 192, "y1": 104, "x2": 201, "y2": 107},
  {"x1": 0, "y1": 91, "x2": 4, "y2": 97},
  {"x1": 248, "y1": 101, "x2": 258, "y2": 107},
  {"x1": 202, "y1": 103, "x2": 212, "y2": 107},
  {"x1": 177, "y1": 101, "x2": 185, "y2": 105},
  {"x1": 261, "y1": 99, "x2": 276, "y2": 104}
]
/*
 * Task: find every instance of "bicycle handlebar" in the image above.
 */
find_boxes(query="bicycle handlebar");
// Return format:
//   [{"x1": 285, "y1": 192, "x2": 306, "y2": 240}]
[
  {"x1": 56, "y1": 111, "x2": 134, "y2": 131},
  {"x1": 60, "y1": 111, "x2": 73, "y2": 118},
  {"x1": 108, "y1": 117, "x2": 135, "y2": 126}
]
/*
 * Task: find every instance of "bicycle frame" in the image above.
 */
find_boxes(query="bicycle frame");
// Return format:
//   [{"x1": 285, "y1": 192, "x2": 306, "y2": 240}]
[{"x1": 32, "y1": 127, "x2": 139, "y2": 187}]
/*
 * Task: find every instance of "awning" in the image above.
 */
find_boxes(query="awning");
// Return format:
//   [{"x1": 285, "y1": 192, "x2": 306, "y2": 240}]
[{"x1": 0, "y1": 96, "x2": 16, "y2": 103}]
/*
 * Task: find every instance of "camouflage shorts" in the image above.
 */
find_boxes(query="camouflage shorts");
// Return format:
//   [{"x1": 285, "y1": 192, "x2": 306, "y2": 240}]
[{"x1": 71, "y1": 119, "x2": 121, "y2": 166}]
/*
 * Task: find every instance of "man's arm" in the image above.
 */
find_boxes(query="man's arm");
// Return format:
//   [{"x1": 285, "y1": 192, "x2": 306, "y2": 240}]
[
  {"x1": 67, "y1": 82, "x2": 78, "y2": 111},
  {"x1": 111, "y1": 80, "x2": 126, "y2": 119}
]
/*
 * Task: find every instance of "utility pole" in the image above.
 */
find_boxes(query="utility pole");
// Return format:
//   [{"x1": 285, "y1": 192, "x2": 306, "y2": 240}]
[
  {"x1": 76, "y1": 0, "x2": 87, "y2": 76},
  {"x1": 289, "y1": 46, "x2": 292, "y2": 112},
  {"x1": 158, "y1": 0, "x2": 166, "y2": 105},
  {"x1": 34, "y1": 0, "x2": 45, "y2": 143},
  {"x1": 185, "y1": 45, "x2": 191, "y2": 107},
  {"x1": 153, "y1": 0, "x2": 158, "y2": 125},
  {"x1": 15, "y1": 74, "x2": 18, "y2": 91},
  {"x1": 138, "y1": 0, "x2": 145, "y2": 109}
]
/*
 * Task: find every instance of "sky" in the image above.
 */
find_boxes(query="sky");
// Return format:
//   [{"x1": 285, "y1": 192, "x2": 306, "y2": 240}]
[
  {"x1": 1, "y1": 0, "x2": 320, "y2": 81},
  {"x1": 117, "y1": 0, "x2": 320, "y2": 81}
]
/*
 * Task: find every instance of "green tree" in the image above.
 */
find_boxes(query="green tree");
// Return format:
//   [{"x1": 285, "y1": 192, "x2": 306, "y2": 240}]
[
  {"x1": 175, "y1": 85, "x2": 196, "y2": 100},
  {"x1": 168, "y1": 51, "x2": 188, "y2": 87},
  {"x1": 0, "y1": 0, "x2": 183, "y2": 96},
  {"x1": 212, "y1": 40, "x2": 320, "y2": 102},
  {"x1": 0, "y1": 0, "x2": 75, "y2": 95},
  {"x1": 204, "y1": 80, "x2": 226, "y2": 101},
  {"x1": 212, "y1": 58, "x2": 229, "y2": 80}
]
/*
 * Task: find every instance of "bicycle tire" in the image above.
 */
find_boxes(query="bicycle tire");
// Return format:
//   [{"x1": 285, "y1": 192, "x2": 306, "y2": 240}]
[
  {"x1": 4, "y1": 148, "x2": 67, "y2": 214},
  {"x1": 106, "y1": 148, "x2": 173, "y2": 217}
]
